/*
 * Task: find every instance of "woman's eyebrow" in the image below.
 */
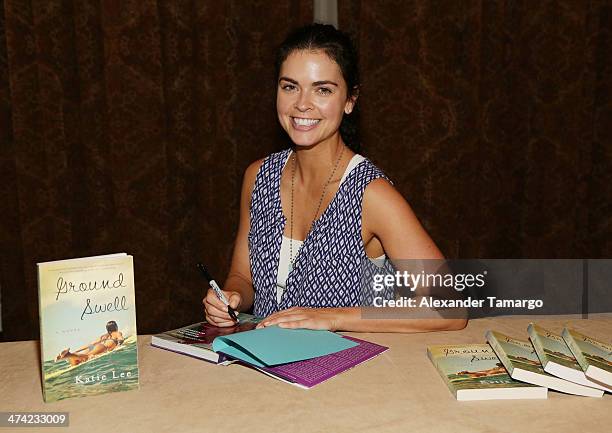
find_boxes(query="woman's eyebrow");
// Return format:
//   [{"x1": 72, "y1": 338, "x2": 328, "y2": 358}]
[
  {"x1": 278, "y1": 77, "x2": 338, "y2": 87},
  {"x1": 279, "y1": 76, "x2": 298, "y2": 84},
  {"x1": 312, "y1": 80, "x2": 338, "y2": 87}
]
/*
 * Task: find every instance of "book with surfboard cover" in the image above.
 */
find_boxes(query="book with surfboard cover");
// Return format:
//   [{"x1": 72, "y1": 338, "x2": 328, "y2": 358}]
[
  {"x1": 561, "y1": 327, "x2": 612, "y2": 390},
  {"x1": 486, "y1": 330, "x2": 603, "y2": 397},
  {"x1": 427, "y1": 343, "x2": 547, "y2": 400},
  {"x1": 527, "y1": 323, "x2": 608, "y2": 392},
  {"x1": 38, "y1": 253, "x2": 139, "y2": 402}
]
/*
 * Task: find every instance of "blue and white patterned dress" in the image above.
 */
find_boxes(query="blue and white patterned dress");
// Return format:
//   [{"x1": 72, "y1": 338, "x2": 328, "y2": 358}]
[{"x1": 249, "y1": 148, "x2": 394, "y2": 317}]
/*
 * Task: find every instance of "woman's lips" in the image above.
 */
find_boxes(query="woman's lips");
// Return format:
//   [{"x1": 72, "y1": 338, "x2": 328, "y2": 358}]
[{"x1": 291, "y1": 117, "x2": 321, "y2": 131}]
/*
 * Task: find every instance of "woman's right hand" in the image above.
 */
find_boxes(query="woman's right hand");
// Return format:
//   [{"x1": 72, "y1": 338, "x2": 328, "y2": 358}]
[{"x1": 203, "y1": 288, "x2": 242, "y2": 327}]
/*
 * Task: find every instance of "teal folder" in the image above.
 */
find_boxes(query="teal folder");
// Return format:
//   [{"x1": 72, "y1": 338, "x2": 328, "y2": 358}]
[{"x1": 211, "y1": 326, "x2": 358, "y2": 367}]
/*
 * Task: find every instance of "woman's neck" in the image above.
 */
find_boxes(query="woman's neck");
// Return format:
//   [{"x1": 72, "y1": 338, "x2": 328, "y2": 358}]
[{"x1": 293, "y1": 134, "x2": 349, "y2": 184}]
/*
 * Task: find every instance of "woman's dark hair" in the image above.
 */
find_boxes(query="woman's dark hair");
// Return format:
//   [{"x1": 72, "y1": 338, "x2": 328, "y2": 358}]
[
  {"x1": 106, "y1": 320, "x2": 118, "y2": 333},
  {"x1": 275, "y1": 23, "x2": 361, "y2": 153}
]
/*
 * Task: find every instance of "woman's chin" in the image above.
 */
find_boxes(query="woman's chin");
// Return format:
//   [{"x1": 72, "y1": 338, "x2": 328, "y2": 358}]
[
  {"x1": 292, "y1": 141, "x2": 318, "y2": 149},
  {"x1": 288, "y1": 133, "x2": 329, "y2": 149}
]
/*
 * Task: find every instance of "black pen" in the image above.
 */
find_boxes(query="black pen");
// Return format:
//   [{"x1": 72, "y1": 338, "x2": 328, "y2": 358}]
[{"x1": 197, "y1": 262, "x2": 239, "y2": 323}]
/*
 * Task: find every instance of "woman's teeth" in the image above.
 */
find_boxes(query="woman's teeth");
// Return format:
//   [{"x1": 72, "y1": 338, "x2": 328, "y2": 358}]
[{"x1": 293, "y1": 118, "x2": 320, "y2": 126}]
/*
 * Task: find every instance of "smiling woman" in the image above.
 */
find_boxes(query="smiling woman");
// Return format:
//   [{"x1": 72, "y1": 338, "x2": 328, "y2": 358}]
[
  {"x1": 276, "y1": 50, "x2": 356, "y2": 149},
  {"x1": 202, "y1": 24, "x2": 467, "y2": 333}
]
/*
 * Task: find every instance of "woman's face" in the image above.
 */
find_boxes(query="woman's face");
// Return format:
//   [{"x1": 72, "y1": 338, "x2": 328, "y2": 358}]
[{"x1": 277, "y1": 50, "x2": 355, "y2": 148}]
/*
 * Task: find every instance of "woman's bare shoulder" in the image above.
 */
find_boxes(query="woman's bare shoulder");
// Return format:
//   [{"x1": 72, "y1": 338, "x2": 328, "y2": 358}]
[
  {"x1": 243, "y1": 158, "x2": 265, "y2": 194},
  {"x1": 362, "y1": 178, "x2": 444, "y2": 259},
  {"x1": 245, "y1": 158, "x2": 265, "y2": 180},
  {"x1": 363, "y1": 177, "x2": 403, "y2": 208}
]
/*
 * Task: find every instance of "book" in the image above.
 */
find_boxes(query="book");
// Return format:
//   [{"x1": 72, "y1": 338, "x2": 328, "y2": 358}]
[
  {"x1": 427, "y1": 344, "x2": 547, "y2": 400},
  {"x1": 562, "y1": 327, "x2": 612, "y2": 390},
  {"x1": 486, "y1": 330, "x2": 603, "y2": 397},
  {"x1": 528, "y1": 323, "x2": 608, "y2": 392},
  {"x1": 37, "y1": 253, "x2": 139, "y2": 402},
  {"x1": 229, "y1": 335, "x2": 388, "y2": 389},
  {"x1": 153, "y1": 321, "x2": 387, "y2": 388},
  {"x1": 150, "y1": 314, "x2": 260, "y2": 364},
  {"x1": 154, "y1": 322, "x2": 358, "y2": 366}
]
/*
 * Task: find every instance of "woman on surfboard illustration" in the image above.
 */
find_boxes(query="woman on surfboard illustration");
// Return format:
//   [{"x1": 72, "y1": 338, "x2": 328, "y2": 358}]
[{"x1": 56, "y1": 320, "x2": 125, "y2": 366}]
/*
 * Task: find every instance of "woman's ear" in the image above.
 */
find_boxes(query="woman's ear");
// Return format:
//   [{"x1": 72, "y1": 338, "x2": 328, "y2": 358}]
[{"x1": 344, "y1": 87, "x2": 360, "y2": 115}]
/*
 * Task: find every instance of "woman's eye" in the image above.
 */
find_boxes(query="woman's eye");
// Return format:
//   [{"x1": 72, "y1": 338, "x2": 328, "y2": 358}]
[
  {"x1": 317, "y1": 87, "x2": 332, "y2": 95},
  {"x1": 281, "y1": 84, "x2": 296, "y2": 91}
]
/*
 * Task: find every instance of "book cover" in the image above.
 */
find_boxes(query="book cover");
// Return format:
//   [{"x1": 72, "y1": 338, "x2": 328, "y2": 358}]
[
  {"x1": 38, "y1": 254, "x2": 139, "y2": 402},
  {"x1": 486, "y1": 330, "x2": 603, "y2": 397},
  {"x1": 150, "y1": 314, "x2": 260, "y2": 364},
  {"x1": 427, "y1": 344, "x2": 547, "y2": 401},
  {"x1": 562, "y1": 327, "x2": 612, "y2": 390},
  {"x1": 528, "y1": 323, "x2": 608, "y2": 391}
]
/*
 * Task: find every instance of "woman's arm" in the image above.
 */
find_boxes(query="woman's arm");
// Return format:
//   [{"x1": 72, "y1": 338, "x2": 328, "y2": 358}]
[
  {"x1": 203, "y1": 159, "x2": 262, "y2": 326},
  {"x1": 258, "y1": 178, "x2": 467, "y2": 333},
  {"x1": 362, "y1": 178, "x2": 443, "y2": 261},
  {"x1": 363, "y1": 180, "x2": 466, "y2": 329},
  {"x1": 257, "y1": 306, "x2": 466, "y2": 332}
]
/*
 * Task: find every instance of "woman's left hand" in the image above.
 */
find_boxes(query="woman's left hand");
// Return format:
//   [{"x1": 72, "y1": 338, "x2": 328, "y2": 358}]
[{"x1": 256, "y1": 307, "x2": 343, "y2": 331}]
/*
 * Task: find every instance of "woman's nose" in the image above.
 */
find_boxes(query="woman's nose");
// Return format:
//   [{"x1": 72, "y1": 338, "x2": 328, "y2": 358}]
[{"x1": 295, "y1": 91, "x2": 313, "y2": 111}]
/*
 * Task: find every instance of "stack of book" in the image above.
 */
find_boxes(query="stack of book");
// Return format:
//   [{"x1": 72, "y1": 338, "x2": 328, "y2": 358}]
[
  {"x1": 152, "y1": 315, "x2": 388, "y2": 389},
  {"x1": 428, "y1": 323, "x2": 611, "y2": 401}
]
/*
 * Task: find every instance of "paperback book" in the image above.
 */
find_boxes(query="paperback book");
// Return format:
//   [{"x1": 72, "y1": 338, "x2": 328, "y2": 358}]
[
  {"x1": 486, "y1": 330, "x2": 603, "y2": 397},
  {"x1": 153, "y1": 322, "x2": 387, "y2": 388},
  {"x1": 562, "y1": 327, "x2": 612, "y2": 390},
  {"x1": 151, "y1": 314, "x2": 260, "y2": 364},
  {"x1": 38, "y1": 253, "x2": 139, "y2": 402},
  {"x1": 528, "y1": 323, "x2": 608, "y2": 392},
  {"x1": 427, "y1": 344, "x2": 547, "y2": 401}
]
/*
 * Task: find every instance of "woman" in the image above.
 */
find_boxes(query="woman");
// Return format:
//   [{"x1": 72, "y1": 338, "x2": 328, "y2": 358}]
[
  {"x1": 73, "y1": 320, "x2": 125, "y2": 359},
  {"x1": 203, "y1": 24, "x2": 467, "y2": 333}
]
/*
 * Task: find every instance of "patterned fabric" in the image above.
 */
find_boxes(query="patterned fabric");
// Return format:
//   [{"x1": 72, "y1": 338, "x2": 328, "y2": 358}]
[
  {"x1": 249, "y1": 149, "x2": 395, "y2": 317},
  {"x1": 0, "y1": 1, "x2": 313, "y2": 341}
]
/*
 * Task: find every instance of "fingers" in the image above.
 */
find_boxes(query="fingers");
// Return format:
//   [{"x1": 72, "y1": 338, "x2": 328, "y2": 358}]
[
  {"x1": 204, "y1": 296, "x2": 230, "y2": 316},
  {"x1": 203, "y1": 288, "x2": 245, "y2": 327},
  {"x1": 205, "y1": 305, "x2": 235, "y2": 327},
  {"x1": 256, "y1": 309, "x2": 308, "y2": 329},
  {"x1": 278, "y1": 320, "x2": 315, "y2": 329},
  {"x1": 208, "y1": 317, "x2": 237, "y2": 327},
  {"x1": 255, "y1": 311, "x2": 284, "y2": 328},
  {"x1": 254, "y1": 307, "x2": 335, "y2": 331},
  {"x1": 203, "y1": 288, "x2": 233, "y2": 326},
  {"x1": 204, "y1": 288, "x2": 227, "y2": 310},
  {"x1": 259, "y1": 306, "x2": 299, "y2": 323},
  {"x1": 267, "y1": 314, "x2": 308, "y2": 326},
  {"x1": 203, "y1": 288, "x2": 242, "y2": 312},
  {"x1": 205, "y1": 299, "x2": 231, "y2": 322},
  {"x1": 227, "y1": 292, "x2": 242, "y2": 311},
  {"x1": 259, "y1": 315, "x2": 322, "y2": 330}
]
